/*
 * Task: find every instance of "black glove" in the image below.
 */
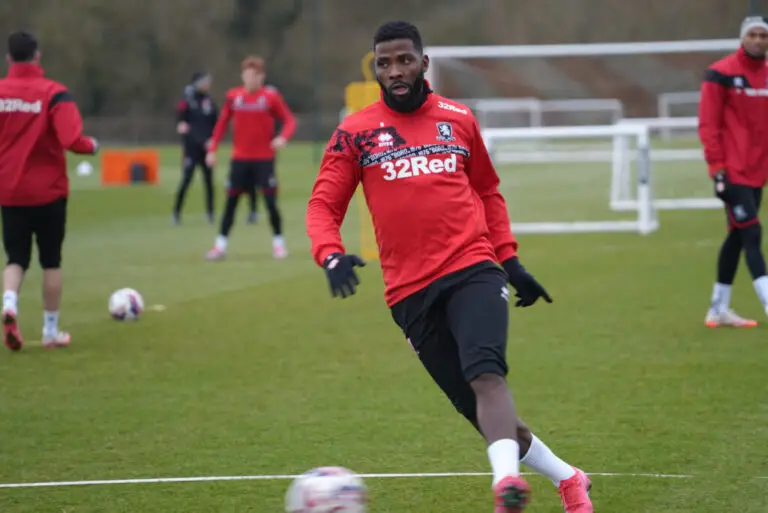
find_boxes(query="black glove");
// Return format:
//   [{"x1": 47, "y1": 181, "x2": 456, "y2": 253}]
[
  {"x1": 501, "y1": 257, "x2": 552, "y2": 307},
  {"x1": 713, "y1": 170, "x2": 728, "y2": 200},
  {"x1": 323, "y1": 253, "x2": 365, "y2": 298}
]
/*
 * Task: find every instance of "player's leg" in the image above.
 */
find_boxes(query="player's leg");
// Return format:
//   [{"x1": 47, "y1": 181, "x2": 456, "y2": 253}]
[
  {"x1": 0, "y1": 205, "x2": 32, "y2": 351},
  {"x1": 257, "y1": 160, "x2": 286, "y2": 258},
  {"x1": 206, "y1": 160, "x2": 246, "y2": 260},
  {"x1": 173, "y1": 146, "x2": 197, "y2": 224},
  {"x1": 199, "y1": 148, "x2": 215, "y2": 224},
  {"x1": 744, "y1": 187, "x2": 768, "y2": 314},
  {"x1": 445, "y1": 266, "x2": 591, "y2": 511},
  {"x1": 33, "y1": 198, "x2": 69, "y2": 348},
  {"x1": 708, "y1": 185, "x2": 764, "y2": 325},
  {"x1": 247, "y1": 187, "x2": 258, "y2": 224}
]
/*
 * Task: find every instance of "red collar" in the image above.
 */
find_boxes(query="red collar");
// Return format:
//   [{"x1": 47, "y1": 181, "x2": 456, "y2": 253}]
[
  {"x1": 737, "y1": 46, "x2": 766, "y2": 71},
  {"x1": 7, "y1": 62, "x2": 44, "y2": 78}
]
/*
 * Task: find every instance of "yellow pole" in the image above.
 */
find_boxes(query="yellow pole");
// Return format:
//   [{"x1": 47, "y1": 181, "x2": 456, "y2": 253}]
[{"x1": 361, "y1": 51, "x2": 374, "y2": 82}]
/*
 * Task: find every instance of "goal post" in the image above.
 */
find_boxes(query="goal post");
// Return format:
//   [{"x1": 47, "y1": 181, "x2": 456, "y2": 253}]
[
  {"x1": 611, "y1": 117, "x2": 720, "y2": 211},
  {"x1": 483, "y1": 124, "x2": 658, "y2": 235}
]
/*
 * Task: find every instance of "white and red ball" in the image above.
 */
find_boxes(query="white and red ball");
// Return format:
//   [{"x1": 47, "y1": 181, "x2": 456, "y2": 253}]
[
  {"x1": 108, "y1": 288, "x2": 144, "y2": 321},
  {"x1": 285, "y1": 467, "x2": 367, "y2": 513}
]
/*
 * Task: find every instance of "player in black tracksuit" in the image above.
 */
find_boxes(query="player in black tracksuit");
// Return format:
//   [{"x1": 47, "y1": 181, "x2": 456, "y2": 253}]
[{"x1": 173, "y1": 72, "x2": 218, "y2": 224}]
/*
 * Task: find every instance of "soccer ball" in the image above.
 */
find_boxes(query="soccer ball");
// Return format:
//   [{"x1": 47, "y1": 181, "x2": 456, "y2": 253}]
[
  {"x1": 108, "y1": 288, "x2": 144, "y2": 321},
  {"x1": 285, "y1": 467, "x2": 367, "y2": 513}
]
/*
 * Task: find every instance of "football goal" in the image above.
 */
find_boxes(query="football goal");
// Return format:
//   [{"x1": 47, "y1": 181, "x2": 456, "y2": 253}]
[{"x1": 483, "y1": 123, "x2": 658, "y2": 235}]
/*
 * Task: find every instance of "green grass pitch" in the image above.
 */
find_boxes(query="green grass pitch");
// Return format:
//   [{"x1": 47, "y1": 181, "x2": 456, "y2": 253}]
[{"x1": 0, "y1": 142, "x2": 766, "y2": 512}]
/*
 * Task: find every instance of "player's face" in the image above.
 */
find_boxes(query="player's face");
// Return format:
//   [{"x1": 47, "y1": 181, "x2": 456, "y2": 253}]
[
  {"x1": 197, "y1": 77, "x2": 212, "y2": 93},
  {"x1": 743, "y1": 28, "x2": 768, "y2": 57},
  {"x1": 241, "y1": 68, "x2": 265, "y2": 91},
  {"x1": 374, "y1": 39, "x2": 429, "y2": 102}
]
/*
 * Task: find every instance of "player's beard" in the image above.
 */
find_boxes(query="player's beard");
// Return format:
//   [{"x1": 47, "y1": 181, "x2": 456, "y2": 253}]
[{"x1": 379, "y1": 70, "x2": 430, "y2": 113}]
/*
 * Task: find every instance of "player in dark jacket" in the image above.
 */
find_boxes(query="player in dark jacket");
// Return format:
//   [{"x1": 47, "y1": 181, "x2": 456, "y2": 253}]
[
  {"x1": 173, "y1": 72, "x2": 218, "y2": 224},
  {"x1": 700, "y1": 16, "x2": 768, "y2": 327},
  {"x1": 307, "y1": 21, "x2": 592, "y2": 513},
  {"x1": 0, "y1": 31, "x2": 98, "y2": 351}
]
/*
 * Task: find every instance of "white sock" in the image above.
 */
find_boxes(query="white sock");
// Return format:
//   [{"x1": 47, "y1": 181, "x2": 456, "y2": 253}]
[
  {"x1": 215, "y1": 235, "x2": 228, "y2": 252},
  {"x1": 3, "y1": 290, "x2": 18, "y2": 313},
  {"x1": 273, "y1": 234, "x2": 285, "y2": 246},
  {"x1": 43, "y1": 310, "x2": 59, "y2": 337},
  {"x1": 488, "y1": 439, "x2": 520, "y2": 486},
  {"x1": 521, "y1": 435, "x2": 576, "y2": 486},
  {"x1": 753, "y1": 276, "x2": 768, "y2": 307},
  {"x1": 710, "y1": 282, "x2": 732, "y2": 314}
]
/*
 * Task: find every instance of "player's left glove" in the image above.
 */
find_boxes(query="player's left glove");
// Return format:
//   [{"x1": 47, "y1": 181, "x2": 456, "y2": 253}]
[
  {"x1": 323, "y1": 253, "x2": 366, "y2": 298},
  {"x1": 501, "y1": 257, "x2": 552, "y2": 307}
]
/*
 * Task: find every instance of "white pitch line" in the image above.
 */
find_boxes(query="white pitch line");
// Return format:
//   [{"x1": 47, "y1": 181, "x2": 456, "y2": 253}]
[{"x1": 0, "y1": 471, "x2": 705, "y2": 489}]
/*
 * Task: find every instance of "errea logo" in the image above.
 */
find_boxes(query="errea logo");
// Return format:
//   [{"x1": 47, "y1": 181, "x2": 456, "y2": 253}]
[
  {"x1": 0, "y1": 98, "x2": 42, "y2": 114},
  {"x1": 381, "y1": 154, "x2": 457, "y2": 181},
  {"x1": 437, "y1": 101, "x2": 468, "y2": 115}
]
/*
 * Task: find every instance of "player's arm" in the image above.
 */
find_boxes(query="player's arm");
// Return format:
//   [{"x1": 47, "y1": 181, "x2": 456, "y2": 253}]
[
  {"x1": 49, "y1": 90, "x2": 98, "y2": 155},
  {"x1": 465, "y1": 118, "x2": 551, "y2": 307},
  {"x1": 465, "y1": 118, "x2": 518, "y2": 262},
  {"x1": 207, "y1": 93, "x2": 233, "y2": 153},
  {"x1": 306, "y1": 128, "x2": 365, "y2": 298},
  {"x1": 270, "y1": 91, "x2": 297, "y2": 148},
  {"x1": 176, "y1": 90, "x2": 191, "y2": 134},
  {"x1": 698, "y1": 68, "x2": 728, "y2": 180}
]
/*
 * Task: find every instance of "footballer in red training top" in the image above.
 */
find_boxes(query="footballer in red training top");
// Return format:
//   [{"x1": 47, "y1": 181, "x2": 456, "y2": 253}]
[
  {"x1": 306, "y1": 21, "x2": 593, "y2": 513},
  {"x1": 0, "y1": 31, "x2": 98, "y2": 352},
  {"x1": 205, "y1": 56, "x2": 296, "y2": 261},
  {"x1": 700, "y1": 16, "x2": 768, "y2": 328}
]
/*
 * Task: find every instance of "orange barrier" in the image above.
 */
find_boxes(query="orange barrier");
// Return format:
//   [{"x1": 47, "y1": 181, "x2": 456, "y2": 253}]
[{"x1": 100, "y1": 149, "x2": 159, "y2": 186}]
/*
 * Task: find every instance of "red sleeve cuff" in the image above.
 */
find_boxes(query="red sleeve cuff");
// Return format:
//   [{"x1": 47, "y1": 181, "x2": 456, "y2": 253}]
[{"x1": 708, "y1": 163, "x2": 725, "y2": 177}]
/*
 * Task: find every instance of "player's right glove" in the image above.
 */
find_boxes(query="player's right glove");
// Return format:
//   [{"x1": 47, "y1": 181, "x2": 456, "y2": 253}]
[
  {"x1": 502, "y1": 257, "x2": 552, "y2": 308},
  {"x1": 323, "y1": 253, "x2": 366, "y2": 298},
  {"x1": 713, "y1": 169, "x2": 729, "y2": 200}
]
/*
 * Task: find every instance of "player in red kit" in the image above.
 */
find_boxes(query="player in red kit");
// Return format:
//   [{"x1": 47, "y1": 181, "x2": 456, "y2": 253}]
[
  {"x1": 0, "y1": 31, "x2": 98, "y2": 351},
  {"x1": 701, "y1": 16, "x2": 768, "y2": 327},
  {"x1": 306, "y1": 22, "x2": 592, "y2": 513},
  {"x1": 205, "y1": 56, "x2": 296, "y2": 260}
]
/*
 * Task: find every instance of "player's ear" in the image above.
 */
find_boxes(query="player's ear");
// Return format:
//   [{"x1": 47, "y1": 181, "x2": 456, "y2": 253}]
[
  {"x1": 422, "y1": 54, "x2": 430, "y2": 74},
  {"x1": 33, "y1": 51, "x2": 41, "y2": 64}
]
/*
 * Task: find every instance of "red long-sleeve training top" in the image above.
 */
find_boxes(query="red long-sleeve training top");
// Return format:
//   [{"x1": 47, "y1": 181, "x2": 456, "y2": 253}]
[
  {"x1": 306, "y1": 92, "x2": 518, "y2": 306},
  {"x1": 699, "y1": 46, "x2": 768, "y2": 188},
  {"x1": 0, "y1": 63, "x2": 96, "y2": 206},
  {"x1": 208, "y1": 85, "x2": 296, "y2": 161}
]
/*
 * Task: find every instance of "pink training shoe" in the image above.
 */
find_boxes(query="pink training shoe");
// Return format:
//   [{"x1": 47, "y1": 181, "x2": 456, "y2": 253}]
[
  {"x1": 494, "y1": 475, "x2": 531, "y2": 512},
  {"x1": 2, "y1": 310, "x2": 23, "y2": 351},
  {"x1": 42, "y1": 331, "x2": 70, "y2": 349},
  {"x1": 558, "y1": 467, "x2": 593, "y2": 513},
  {"x1": 205, "y1": 247, "x2": 226, "y2": 261}
]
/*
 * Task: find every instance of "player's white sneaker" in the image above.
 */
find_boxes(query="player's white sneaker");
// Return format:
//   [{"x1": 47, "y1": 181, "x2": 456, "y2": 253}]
[
  {"x1": 272, "y1": 239, "x2": 288, "y2": 259},
  {"x1": 705, "y1": 308, "x2": 757, "y2": 328},
  {"x1": 205, "y1": 247, "x2": 226, "y2": 261},
  {"x1": 42, "y1": 331, "x2": 70, "y2": 349}
]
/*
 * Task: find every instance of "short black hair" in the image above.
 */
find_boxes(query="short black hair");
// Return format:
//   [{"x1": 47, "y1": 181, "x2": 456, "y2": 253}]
[
  {"x1": 373, "y1": 21, "x2": 423, "y2": 53},
  {"x1": 7, "y1": 31, "x2": 37, "y2": 62}
]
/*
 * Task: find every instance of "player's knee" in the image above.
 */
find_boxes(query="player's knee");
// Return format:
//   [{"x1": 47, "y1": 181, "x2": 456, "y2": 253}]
[
  {"x1": 7, "y1": 254, "x2": 30, "y2": 272},
  {"x1": 740, "y1": 222, "x2": 762, "y2": 249},
  {"x1": 468, "y1": 370, "x2": 508, "y2": 395},
  {"x1": 38, "y1": 249, "x2": 62, "y2": 269}
]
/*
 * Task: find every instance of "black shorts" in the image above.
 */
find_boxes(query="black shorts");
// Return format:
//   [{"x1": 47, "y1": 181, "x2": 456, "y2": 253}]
[
  {"x1": 228, "y1": 160, "x2": 277, "y2": 194},
  {"x1": 723, "y1": 184, "x2": 763, "y2": 230},
  {"x1": 390, "y1": 261, "x2": 510, "y2": 385},
  {"x1": 1, "y1": 197, "x2": 67, "y2": 270}
]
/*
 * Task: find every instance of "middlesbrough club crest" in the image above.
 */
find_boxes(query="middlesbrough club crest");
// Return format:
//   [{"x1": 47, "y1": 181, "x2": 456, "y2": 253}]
[{"x1": 436, "y1": 122, "x2": 455, "y2": 142}]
